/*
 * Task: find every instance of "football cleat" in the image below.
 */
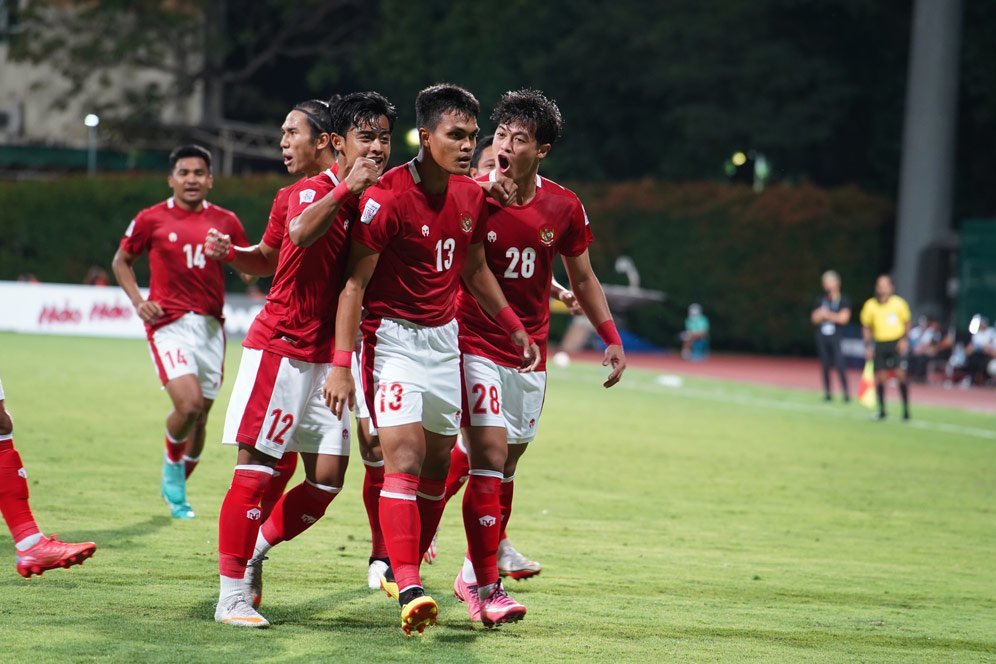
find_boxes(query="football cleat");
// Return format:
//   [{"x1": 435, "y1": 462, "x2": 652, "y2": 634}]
[
  {"x1": 244, "y1": 555, "x2": 266, "y2": 609},
  {"x1": 214, "y1": 595, "x2": 270, "y2": 628},
  {"x1": 16, "y1": 535, "x2": 96, "y2": 578},
  {"x1": 497, "y1": 540, "x2": 541, "y2": 580},
  {"x1": 453, "y1": 570, "x2": 483, "y2": 622},
  {"x1": 368, "y1": 558, "x2": 389, "y2": 591},
  {"x1": 400, "y1": 595, "x2": 438, "y2": 636},
  {"x1": 380, "y1": 566, "x2": 399, "y2": 600},
  {"x1": 161, "y1": 457, "x2": 195, "y2": 519},
  {"x1": 479, "y1": 581, "x2": 527, "y2": 628},
  {"x1": 422, "y1": 530, "x2": 438, "y2": 565}
]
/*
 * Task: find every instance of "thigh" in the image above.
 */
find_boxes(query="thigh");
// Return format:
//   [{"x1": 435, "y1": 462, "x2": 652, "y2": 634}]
[
  {"x1": 149, "y1": 318, "x2": 199, "y2": 386},
  {"x1": 221, "y1": 349, "x2": 311, "y2": 459},
  {"x1": 501, "y1": 367, "x2": 547, "y2": 444},
  {"x1": 463, "y1": 354, "x2": 506, "y2": 430},
  {"x1": 190, "y1": 316, "x2": 226, "y2": 400},
  {"x1": 364, "y1": 319, "x2": 425, "y2": 430},
  {"x1": 421, "y1": 321, "x2": 462, "y2": 436},
  {"x1": 291, "y1": 363, "x2": 350, "y2": 457},
  {"x1": 378, "y1": 422, "x2": 427, "y2": 475}
]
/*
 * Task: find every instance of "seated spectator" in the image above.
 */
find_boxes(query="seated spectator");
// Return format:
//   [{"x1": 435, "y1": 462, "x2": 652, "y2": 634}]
[
  {"x1": 83, "y1": 266, "x2": 110, "y2": 287},
  {"x1": 908, "y1": 316, "x2": 943, "y2": 383},
  {"x1": 966, "y1": 315, "x2": 996, "y2": 385},
  {"x1": 681, "y1": 303, "x2": 710, "y2": 361}
]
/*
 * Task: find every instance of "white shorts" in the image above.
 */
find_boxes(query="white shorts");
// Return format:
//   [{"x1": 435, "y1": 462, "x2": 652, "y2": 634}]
[
  {"x1": 148, "y1": 313, "x2": 225, "y2": 399},
  {"x1": 360, "y1": 317, "x2": 461, "y2": 436},
  {"x1": 0, "y1": 377, "x2": 5, "y2": 401},
  {"x1": 351, "y1": 350, "x2": 371, "y2": 421},
  {"x1": 462, "y1": 353, "x2": 547, "y2": 444},
  {"x1": 222, "y1": 347, "x2": 350, "y2": 459}
]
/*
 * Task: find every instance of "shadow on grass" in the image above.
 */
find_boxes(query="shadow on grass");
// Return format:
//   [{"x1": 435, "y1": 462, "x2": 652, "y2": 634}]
[
  {"x1": 659, "y1": 624, "x2": 996, "y2": 655},
  {"x1": 80, "y1": 515, "x2": 173, "y2": 547}
]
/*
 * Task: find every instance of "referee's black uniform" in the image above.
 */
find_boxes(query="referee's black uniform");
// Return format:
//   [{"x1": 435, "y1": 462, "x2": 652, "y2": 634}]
[{"x1": 813, "y1": 294, "x2": 851, "y2": 400}]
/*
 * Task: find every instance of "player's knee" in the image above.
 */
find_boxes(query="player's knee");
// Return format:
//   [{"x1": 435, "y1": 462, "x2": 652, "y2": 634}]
[
  {"x1": 176, "y1": 396, "x2": 206, "y2": 421},
  {"x1": 0, "y1": 410, "x2": 13, "y2": 436},
  {"x1": 474, "y1": 445, "x2": 506, "y2": 473}
]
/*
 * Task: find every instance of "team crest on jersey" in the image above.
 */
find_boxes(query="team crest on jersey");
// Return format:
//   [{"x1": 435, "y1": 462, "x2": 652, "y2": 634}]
[
  {"x1": 539, "y1": 226, "x2": 556, "y2": 246},
  {"x1": 361, "y1": 199, "x2": 381, "y2": 224},
  {"x1": 421, "y1": 224, "x2": 430, "y2": 237},
  {"x1": 168, "y1": 232, "x2": 178, "y2": 243},
  {"x1": 299, "y1": 188, "x2": 316, "y2": 204},
  {"x1": 487, "y1": 230, "x2": 497, "y2": 243},
  {"x1": 460, "y1": 213, "x2": 474, "y2": 233}
]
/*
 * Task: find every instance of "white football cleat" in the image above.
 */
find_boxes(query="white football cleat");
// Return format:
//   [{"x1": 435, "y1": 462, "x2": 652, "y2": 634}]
[
  {"x1": 497, "y1": 539, "x2": 541, "y2": 580},
  {"x1": 368, "y1": 558, "x2": 389, "y2": 591},
  {"x1": 244, "y1": 555, "x2": 266, "y2": 608},
  {"x1": 215, "y1": 595, "x2": 270, "y2": 628}
]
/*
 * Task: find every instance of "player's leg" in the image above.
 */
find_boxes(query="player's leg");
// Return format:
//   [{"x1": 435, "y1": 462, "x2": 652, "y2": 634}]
[
  {"x1": 831, "y1": 338, "x2": 850, "y2": 401},
  {"x1": 815, "y1": 335, "x2": 833, "y2": 400},
  {"x1": 359, "y1": 423, "x2": 391, "y2": 588},
  {"x1": 444, "y1": 433, "x2": 471, "y2": 501},
  {"x1": 0, "y1": 397, "x2": 97, "y2": 578},
  {"x1": 183, "y1": 317, "x2": 225, "y2": 480},
  {"x1": 896, "y1": 363, "x2": 911, "y2": 420},
  {"x1": 182, "y1": 398, "x2": 213, "y2": 478},
  {"x1": 161, "y1": 375, "x2": 205, "y2": 518},
  {"x1": 259, "y1": 452, "x2": 297, "y2": 522},
  {"x1": 873, "y1": 343, "x2": 888, "y2": 419},
  {"x1": 215, "y1": 348, "x2": 302, "y2": 627}
]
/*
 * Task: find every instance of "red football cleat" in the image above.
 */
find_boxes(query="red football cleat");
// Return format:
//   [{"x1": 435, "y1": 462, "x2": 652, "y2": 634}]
[{"x1": 16, "y1": 535, "x2": 97, "y2": 578}]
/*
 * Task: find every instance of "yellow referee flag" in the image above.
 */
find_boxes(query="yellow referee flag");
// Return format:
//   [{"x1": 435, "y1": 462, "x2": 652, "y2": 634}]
[{"x1": 858, "y1": 361, "x2": 877, "y2": 410}]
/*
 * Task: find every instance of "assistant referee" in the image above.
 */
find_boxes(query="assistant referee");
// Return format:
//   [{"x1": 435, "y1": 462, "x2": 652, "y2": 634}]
[{"x1": 859, "y1": 274, "x2": 912, "y2": 420}]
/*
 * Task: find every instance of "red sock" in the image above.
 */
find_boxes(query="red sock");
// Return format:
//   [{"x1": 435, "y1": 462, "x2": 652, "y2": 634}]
[
  {"x1": 164, "y1": 432, "x2": 184, "y2": 463},
  {"x1": 260, "y1": 453, "x2": 298, "y2": 522},
  {"x1": 218, "y1": 465, "x2": 273, "y2": 578},
  {"x1": 379, "y1": 473, "x2": 421, "y2": 591},
  {"x1": 183, "y1": 455, "x2": 200, "y2": 479},
  {"x1": 362, "y1": 463, "x2": 387, "y2": 559},
  {"x1": 260, "y1": 480, "x2": 338, "y2": 546},
  {"x1": 443, "y1": 440, "x2": 470, "y2": 503},
  {"x1": 462, "y1": 470, "x2": 503, "y2": 588},
  {"x1": 499, "y1": 476, "x2": 515, "y2": 541},
  {"x1": 0, "y1": 440, "x2": 40, "y2": 543},
  {"x1": 417, "y1": 477, "x2": 447, "y2": 559}
]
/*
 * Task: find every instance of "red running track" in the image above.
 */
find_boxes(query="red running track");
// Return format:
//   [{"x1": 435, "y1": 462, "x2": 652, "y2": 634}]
[{"x1": 570, "y1": 351, "x2": 996, "y2": 415}]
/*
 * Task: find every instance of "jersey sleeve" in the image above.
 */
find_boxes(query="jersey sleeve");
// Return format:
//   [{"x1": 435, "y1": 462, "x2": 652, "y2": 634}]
[
  {"x1": 120, "y1": 210, "x2": 153, "y2": 255},
  {"x1": 261, "y1": 189, "x2": 288, "y2": 248},
  {"x1": 352, "y1": 191, "x2": 399, "y2": 253},
  {"x1": 559, "y1": 198, "x2": 595, "y2": 257},
  {"x1": 285, "y1": 182, "x2": 331, "y2": 224},
  {"x1": 471, "y1": 193, "x2": 489, "y2": 244},
  {"x1": 859, "y1": 300, "x2": 873, "y2": 328},
  {"x1": 227, "y1": 214, "x2": 250, "y2": 248}
]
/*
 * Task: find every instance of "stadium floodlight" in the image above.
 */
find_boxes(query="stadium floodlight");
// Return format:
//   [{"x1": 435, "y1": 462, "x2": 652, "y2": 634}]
[
  {"x1": 405, "y1": 127, "x2": 420, "y2": 149},
  {"x1": 731, "y1": 151, "x2": 747, "y2": 167},
  {"x1": 84, "y1": 114, "x2": 99, "y2": 176}
]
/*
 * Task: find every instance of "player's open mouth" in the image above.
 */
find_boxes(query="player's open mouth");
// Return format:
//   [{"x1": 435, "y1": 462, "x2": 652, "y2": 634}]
[
  {"x1": 497, "y1": 154, "x2": 511, "y2": 173},
  {"x1": 283, "y1": 154, "x2": 294, "y2": 166}
]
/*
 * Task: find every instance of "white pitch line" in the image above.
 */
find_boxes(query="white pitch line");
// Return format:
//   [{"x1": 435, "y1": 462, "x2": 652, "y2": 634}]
[{"x1": 559, "y1": 372, "x2": 996, "y2": 441}]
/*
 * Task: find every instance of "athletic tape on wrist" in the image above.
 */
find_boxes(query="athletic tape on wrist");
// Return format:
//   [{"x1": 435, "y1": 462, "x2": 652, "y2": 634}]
[
  {"x1": 495, "y1": 306, "x2": 525, "y2": 335},
  {"x1": 596, "y1": 320, "x2": 623, "y2": 347},
  {"x1": 332, "y1": 180, "x2": 355, "y2": 204}
]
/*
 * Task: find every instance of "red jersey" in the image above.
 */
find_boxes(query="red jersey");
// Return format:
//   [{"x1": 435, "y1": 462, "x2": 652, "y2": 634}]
[
  {"x1": 243, "y1": 167, "x2": 357, "y2": 362},
  {"x1": 458, "y1": 174, "x2": 593, "y2": 370},
  {"x1": 260, "y1": 181, "x2": 304, "y2": 249},
  {"x1": 120, "y1": 197, "x2": 248, "y2": 332},
  {"x1": 353, "y1": 160, "x2": 488, "y2": 327}
]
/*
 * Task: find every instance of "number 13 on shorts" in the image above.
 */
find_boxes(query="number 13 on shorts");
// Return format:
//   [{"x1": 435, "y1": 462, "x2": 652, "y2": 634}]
[{"x1": 377, "y1": 382, "x2": 403, "y2": 412}]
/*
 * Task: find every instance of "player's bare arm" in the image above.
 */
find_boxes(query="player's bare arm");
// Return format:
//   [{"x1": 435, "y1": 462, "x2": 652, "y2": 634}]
[
  {"x1": 461, "y1": 242, "x2": 540, "y2": 372},
  {"x1": 111, "y1": 247, "x2": 164, "y2": 323},
  {"x1": 324, "y1": 241, "x2": 380, "y2": 418},
  {"x1": 551, "y1": 275, "x2": 582, "y2": 314},
  {"x1": 204, "y1": 227, "x2": 280, "y2": 277},
  {"x1": 289, "y1": 157, "x2": 379, "y2": 248},
  {"x1": 562, "y1": 250, "x2": 627, "y2": 387}
]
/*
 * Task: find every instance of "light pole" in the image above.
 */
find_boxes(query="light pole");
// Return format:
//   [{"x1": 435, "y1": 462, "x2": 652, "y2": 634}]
[{"x1": 84, "y1": 113, "x2": 99, "y2": 176}]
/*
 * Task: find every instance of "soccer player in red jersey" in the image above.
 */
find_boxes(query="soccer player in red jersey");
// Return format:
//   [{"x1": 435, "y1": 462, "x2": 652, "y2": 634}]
[
  {"x1": 205, "y1": 99, "x2": 339, "y2": 521},
  {"x1": 0, "y1": 377, "x2": 96, "y2": 577},
  {"x1": 212, "y1": 92, "x2": 394, "y2": 628},
  {"x1": 112, "y1": 145, "x2": 249, "y2": 520},
  {"x1": 451, "y1": 89, "x2": 626, "y2": 626},
  {"x1": 324, "y1": 84, "x2": 539, "y2": 635}
]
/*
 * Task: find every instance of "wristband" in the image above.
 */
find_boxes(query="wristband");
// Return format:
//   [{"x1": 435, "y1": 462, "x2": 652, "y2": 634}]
[
  {"x1": 494, "y1": 306, "x2": 525, "y2": 336},
  {"x1": 332, "y1": 350, "x2": 352, "y2": 368},
  {"x1": 332, "y1": 180, "x2": 355, "y2": 204},
  {"x1": 223, "y1": 244, "x2": 236, "y2": 263},
  {"x1": 596, "y1": 320, "x2": 623, "y2": 347}
]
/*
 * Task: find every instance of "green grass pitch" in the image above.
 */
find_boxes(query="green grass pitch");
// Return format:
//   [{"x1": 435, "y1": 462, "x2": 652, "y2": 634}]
[{"x1": 0, "y1": 332, "x2": 993, "y2": 662}]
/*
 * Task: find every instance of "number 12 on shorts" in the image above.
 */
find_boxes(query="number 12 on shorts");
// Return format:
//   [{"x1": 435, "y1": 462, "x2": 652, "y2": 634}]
[{"x1": 266, "y1": 408, "x2": 294, "y2": 445}]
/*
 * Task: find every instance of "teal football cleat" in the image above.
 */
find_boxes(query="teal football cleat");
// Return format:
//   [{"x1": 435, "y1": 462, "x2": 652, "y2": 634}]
[{"x1": 162, "y1": 455, "x2": 195, "y2": 518}]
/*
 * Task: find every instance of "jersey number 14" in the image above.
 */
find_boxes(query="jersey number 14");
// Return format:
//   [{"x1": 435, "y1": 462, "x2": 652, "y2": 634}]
[{"x1": 183, "y1": 243, "x2": 207, "y2": 269}]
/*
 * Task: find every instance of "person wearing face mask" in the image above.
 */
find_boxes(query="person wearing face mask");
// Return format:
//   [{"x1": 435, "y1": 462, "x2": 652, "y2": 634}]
[{"x1": 811, "y1": 270, "x2": 852, "y2": 402}]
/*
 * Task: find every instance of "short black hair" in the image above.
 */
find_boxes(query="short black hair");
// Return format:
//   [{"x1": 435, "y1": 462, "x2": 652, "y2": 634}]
[
  {"x1": 329, "y1": 91, "x2": 398, "y2": 137},
  {"x1": 415, "y1": 84, "x2": 479, "y2": 131},
  {"x1": 471, "y1": 134, "x2": 494, "y2": 169},
  {"x1": 169, "y1": 144, "x2": 212, "y2": 172},
  {"x1": 491, "y1": 89, "x2": 564, "y2": 145},
  {"x1": 293, "y1": 98, "x2": 334, "y2": 139}
]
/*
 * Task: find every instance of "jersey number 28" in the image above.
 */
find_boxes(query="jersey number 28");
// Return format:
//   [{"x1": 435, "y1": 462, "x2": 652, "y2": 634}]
[{"x1": 504, "y1": 247, "x2": 536, "y2": 279}]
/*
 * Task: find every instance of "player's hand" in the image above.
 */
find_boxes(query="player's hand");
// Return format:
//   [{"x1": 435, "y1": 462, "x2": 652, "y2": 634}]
[
  {"x1": 204, "y1": 227, "x2": 232, "y2": 261},
  {"x1": 864, "y1": 346, "x2": 874, "y2": 361},
  {"x1": 345, "y1": 157, "x2": 380, "y2": 195},
  {"x1": 512, "y1": 330, "x2": 541, "y2": 373},
  {"x1": 323, "y1": 366, "x2": 355, "y2": 419},
  {"x1": 602, "y1": 344, "x2": 627, "y2": 388},
  {"x1": 135, "y1": 299, "x2": 164, "y2": 323},
  {"x1": 483, "y1": 179, "x2": 518, "y2": 207},
  {"x1": 559, "y1": 289, "x2": 583, "y2": 315}
]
